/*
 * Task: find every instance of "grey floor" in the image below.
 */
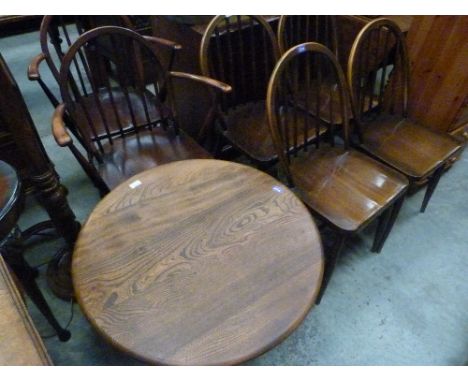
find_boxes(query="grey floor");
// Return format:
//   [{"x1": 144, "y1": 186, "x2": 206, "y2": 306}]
[{"x1": 1, "y1": 29, "x2": 467, "y2": 366}]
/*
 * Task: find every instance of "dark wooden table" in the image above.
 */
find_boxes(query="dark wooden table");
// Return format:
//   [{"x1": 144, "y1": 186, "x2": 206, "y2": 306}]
[
  {"x1": 0, "y1": 160, "x2": 70, "y2": 341},
  {"x1": 73, "y1": 159, "x2": 323, "y2": 365}
]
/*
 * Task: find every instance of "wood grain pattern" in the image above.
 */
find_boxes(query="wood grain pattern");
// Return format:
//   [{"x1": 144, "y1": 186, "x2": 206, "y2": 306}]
[
  {"x1": 0, "y1": 256, "x2": 52, "y2": 365},
  {"x1": 73, "y1": 159, "x2": 323, "y2": 365},
  {"x1": 406, "y1": 16, "x2": 468, "y2": 133}
]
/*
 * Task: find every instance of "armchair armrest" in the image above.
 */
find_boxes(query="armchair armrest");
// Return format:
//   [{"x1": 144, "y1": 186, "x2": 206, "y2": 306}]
[
  {"x1": 28, "y1": 53, "x2": 46, "y2": 81},
  {"x1": 169, "y1": 71, "x2": 232, "y2": 93},
  {"x1": 52, "y1": 104, "x2": 72, "y2": 147},
  {"x1": 143, "y1": 35, "x2": 182, "y2": 51}
]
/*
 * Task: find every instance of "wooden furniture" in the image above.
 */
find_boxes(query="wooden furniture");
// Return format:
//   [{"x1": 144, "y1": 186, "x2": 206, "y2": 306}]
[
  {"x1": 0, "y1": 16, "x2": 43, "y2": 36},
  {"x1": 72, "y1": 159, "x2": 324, "y2": 365},
  {"x1": 406, "y1": 16, "x2": 468, "y2": 139},
  {"x1": 266, "y1": 42, "x2": 408, "y2": 302},
  {"x1": 0, "y1": 256, "x2": 52, "y2": 365},
  {"x1": 52, "y1": 26, "x2": 230, "y2": 194},
  {"x1": 277, "y1": 16, "x2": 338, "y2": 57},
  {"x1": 0, "y1": 160, "x2": 70, "y2": 341},
  {"x1": 347, "y1": 18, "x2": 462, "y2": 213},
  {"x1": 199, "y1": 16, "x2": 281, "y2": 166},
  {"x1": 0, "y1": 53, "x2": 81, "y2": 300},
  {"x1": 335, "y1": 16, "x2": 413, "y2": 72}
]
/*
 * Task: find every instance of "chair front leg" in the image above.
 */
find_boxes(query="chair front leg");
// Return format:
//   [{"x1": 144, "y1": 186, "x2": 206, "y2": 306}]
[
  {"x1": 316, "y1": 231, "x2": 347, "y2": 304},
  {"x1": 374, "y1": 194, "x2": 406, "y2": 253},
  {"x1": 420, "y1": 165, "x2": 444, "y2": 213}
]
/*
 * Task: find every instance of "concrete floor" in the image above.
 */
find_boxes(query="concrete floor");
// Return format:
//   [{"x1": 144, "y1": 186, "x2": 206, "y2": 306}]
[{"x1": 1, "y1": 29, "x2": 467, "y2": 366}]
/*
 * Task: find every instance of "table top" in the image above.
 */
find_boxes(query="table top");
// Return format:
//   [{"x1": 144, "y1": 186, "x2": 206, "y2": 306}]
[
  {"x1": 0, "y1": 256, "x2": 52, "y2": 365},
  {"x1": 73, "y1": 159, "x2": 323, "y2": 365},
  {"x1": 0, "y1": 160, "x2": 20, "y2": 239}
]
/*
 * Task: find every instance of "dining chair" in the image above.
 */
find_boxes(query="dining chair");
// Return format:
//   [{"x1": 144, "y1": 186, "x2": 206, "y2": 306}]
[
  {"x1": 266, "y1": 42, "x2": 409, "y2": 302},
  {"x1": 52, "y1": 26, "x2": 231, "y2": 195},
  {"x1": 347, "y1": 18, "x2": 462, "y2": 212},
  {"x1": 199, "y1": 15, "x2": 282, "y2": 168}
]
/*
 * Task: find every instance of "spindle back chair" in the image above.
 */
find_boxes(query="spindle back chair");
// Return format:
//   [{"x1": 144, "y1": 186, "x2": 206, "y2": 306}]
[
  {"x1": 276, "y1": 15, "x2": 353, "y2": 127},
  {"x1": 277, "y1": 16, "x2": 339, "y2": 57},
  {"x1": 267, "y1": 43, "x2": 349, "y2": 183},
  {"x1": 348, "y1": 18, "x2": 406, "y2": 129},
  {"x1": 53, "y1": 26, "x2": 231, "y2": 194},
  {"x1": 267, "y1": 42, "x2": 408, "y2": 302},
  {"x1": 199, "y1": 16, "x2": 282, "y2": 165},
  {"x1": 347, "y1": 18, "x2": 461, "y2": 212}
]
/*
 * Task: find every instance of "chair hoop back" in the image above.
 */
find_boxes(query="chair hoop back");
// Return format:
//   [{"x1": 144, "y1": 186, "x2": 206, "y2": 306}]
[
  {"x1": 267, "y1": 42, "x2": 351, "y2": 179},
  {"x1": 347, "y1": 18, "x2": 409, "y2": 125},
  {"x1": 59, "y1": 26, "x2": 168, "y2": 159},
  {"x1": 277, "y1": 16, "x2": 339, "y2": 58},
  {"x1": 40, "y1": 16, "x2": 134, "y2": 83},
  {"x1": 200, "y1": 15, "x2": 280, "y2": 108}
]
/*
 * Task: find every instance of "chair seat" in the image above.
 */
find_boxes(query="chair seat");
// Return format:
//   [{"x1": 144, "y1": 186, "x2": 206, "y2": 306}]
[
  {"x1": 75, "y1": 87, "x2": 170, "y2": 139},
  {"x1": 223, "y1": 101, "x2": 326, "y2": 163},
  {"x1": 295, "y1": 80, "x2": 378, "y2": 125},
  {"x1": 360, "y1": 115, "x2": 462, "y2": 179},
  {"x1": 290, "y1": 147, "x2": 408, "y2": 232},
  {"x1": 97, "y1": 128, "x2": 211, "y2": 190}
]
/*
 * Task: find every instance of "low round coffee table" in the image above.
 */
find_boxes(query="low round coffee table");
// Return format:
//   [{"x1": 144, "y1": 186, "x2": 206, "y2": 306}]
[{"x1": 73, "y1": 159, "x2": 323, "y2": 365}]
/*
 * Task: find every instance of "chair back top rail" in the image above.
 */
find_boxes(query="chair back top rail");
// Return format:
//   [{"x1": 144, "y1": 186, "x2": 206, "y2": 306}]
[{"x1": 267, "y1": 42, "x2": 351, "y2": 181}]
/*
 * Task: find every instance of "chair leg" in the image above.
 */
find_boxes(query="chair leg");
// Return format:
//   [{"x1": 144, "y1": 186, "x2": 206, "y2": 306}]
[
  {"x1": 371, "y1": 207, "x2": 393, "y2": 253},
  {"x1": 316, "y1": 232, "x2": 347, "y2": 305},
  {"x1": 374, "y1": 195, "x2": 405, "y2": 254},
  {"x1": 420, "y1": 165, "x2": 444, "y2": 213}
]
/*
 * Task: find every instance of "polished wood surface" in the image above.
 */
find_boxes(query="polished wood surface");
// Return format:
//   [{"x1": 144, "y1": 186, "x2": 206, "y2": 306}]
[
  {"x1": 73, "y1": 159, "x2": 323, "y2": 365},
  {"x1": 54, "y1": 26, "x2": 229, "y2": 194},
  {"x1": 347, "y1": 18, "x2": 462, "y2": 212},
  {"x1": 267, "y1": 42, "x2": 408, "y2": 302},
  {"x1": 406, "y1": 16, "x2": 468, "y2": 134},
  {"x1": 291, "y1": 148, "x2": 408, "y2": 232},
  {"x1": 0, "y1": 256, "x2": 52, "y2": 365},
  {"x1": 360, "y1": 115, "x2": 462, "y2": 179},
  {"x1": 0, "y1": 161, "x2": 20, "y2": 239}
]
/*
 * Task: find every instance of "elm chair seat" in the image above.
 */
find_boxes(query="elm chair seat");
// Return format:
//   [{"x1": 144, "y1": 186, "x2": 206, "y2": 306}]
[
  {"x1": 97, "y1": 128, "x2": 211, "y2": 190},
  {"x1": 360, "y1": 115, "x2": 462, "y2": 179},
  {"x1": 291, "y1": 147, "x2": 408, "y2": 232},
  {"x1": 223, "y1": 101, "x2": 327, "y2": 163}
]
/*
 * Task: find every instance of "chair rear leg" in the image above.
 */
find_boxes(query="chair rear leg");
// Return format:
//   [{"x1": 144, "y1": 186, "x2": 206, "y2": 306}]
[
  {"x1": 420, "y1": 165, "x2": 444, "y2": 213},
  {"x1": 316, "y1": 232, "x2": 347, "y2": 304},
  {"x1": 374, "y1": 194, "x2": 405, "y2": 253}
]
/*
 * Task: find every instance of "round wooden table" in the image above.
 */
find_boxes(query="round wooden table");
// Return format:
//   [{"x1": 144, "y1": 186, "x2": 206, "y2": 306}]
[{"x1": 73, "y1": 159, "x2": 323, "y2": 365}]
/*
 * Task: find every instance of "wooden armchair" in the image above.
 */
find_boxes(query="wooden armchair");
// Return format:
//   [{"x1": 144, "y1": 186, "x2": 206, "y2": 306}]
[
  {"x1": 52, "y1": 26, "x2": 231, "y2": 195},
  {"x1": 266, "y1": 42, "x2": 409, "y2": 302},
  {"x1": 347, "y1": 18, "x2": 462, "y2": 212}
]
